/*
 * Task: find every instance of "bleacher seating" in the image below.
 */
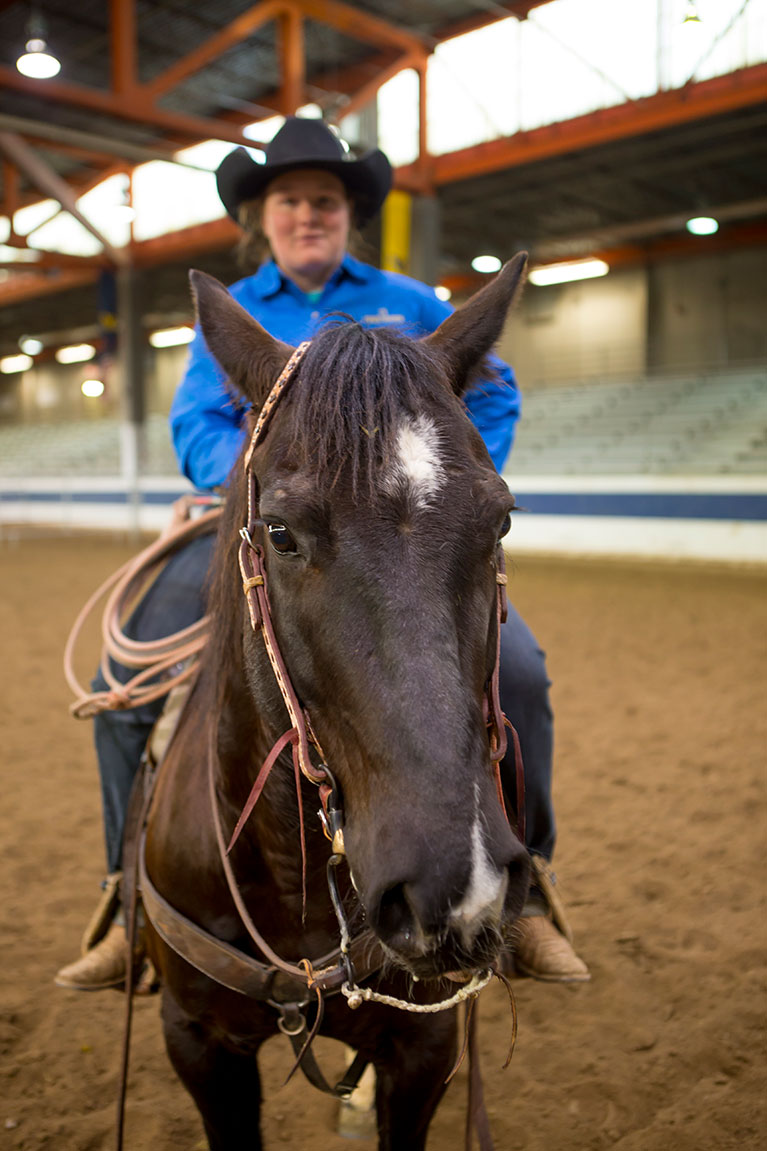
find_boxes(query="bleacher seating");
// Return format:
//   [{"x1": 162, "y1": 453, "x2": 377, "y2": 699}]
[
  {"x1": 509, "y1": 367, "x2": 767, "y2": 475},
  {"x1": 0, "y1": 412, "x2": 178, "y2": 478},
  {"x1": 0, "y1": 367, "x2": 765, "y2": 480}
]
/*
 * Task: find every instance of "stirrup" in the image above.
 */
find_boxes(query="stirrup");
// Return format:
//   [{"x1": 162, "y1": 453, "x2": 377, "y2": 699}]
[{"x1": 81, "y1": 871, "x2": 122, "y2": 955}]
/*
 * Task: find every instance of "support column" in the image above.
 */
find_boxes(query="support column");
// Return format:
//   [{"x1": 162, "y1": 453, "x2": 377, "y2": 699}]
[
  {"x1": 117, "y1": 263, "x2": 145, "y2": 535},
  {"x1": 409, "y1": 194, "x2": 440, "y2": 286}
]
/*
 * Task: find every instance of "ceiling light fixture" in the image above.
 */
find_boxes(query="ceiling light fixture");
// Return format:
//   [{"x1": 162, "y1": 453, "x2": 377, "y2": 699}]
[
  {"x1": 55, "y1": 342, "x2": 95, "y2": 364},
  {"x1": 0, "y1": 354, "x2": 34, "y2": 374},
  {"x1": 19, "y1": 336, "x2": 44, "y2": 355},
  {"x1": 471, "y1": 255, "x2": 502, "y2": 274},
  {"x1": 149, "y1": 325, "x2": 195, "y2": 348},
  {"x1": 434, "y1": 285, "x2": 452, "y2": 301},
  {"x1": 81, "y1": 378, "x2": 105, "y2": 398},
  {"x1": 686, "y1": 215, "x2": 718, "y2": 235},
  {"x1": 528, "y1": 258, "x2": 609, "y2": 286},
  {"x1": 16, "y1": 11, "x2": 61, "y2": 79},
  {"x1": 682, "y1": 0, "x2": 702, "y2": 24}
]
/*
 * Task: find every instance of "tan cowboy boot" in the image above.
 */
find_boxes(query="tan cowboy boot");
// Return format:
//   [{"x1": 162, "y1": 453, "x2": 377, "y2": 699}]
[
  {"x1": 512, "y1": 914, "x2": 590, "y2": 982},
  {"x1": 55, "y1": 870, "x2": 157, "y2": 993},
  {"x1": 54, "y1": 922, "x2": 128, "y2": 990}
]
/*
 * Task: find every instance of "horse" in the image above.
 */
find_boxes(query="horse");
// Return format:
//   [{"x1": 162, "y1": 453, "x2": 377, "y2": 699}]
[{"x1": 138, "y1": 252, "x2": 531, "y2": 1151}]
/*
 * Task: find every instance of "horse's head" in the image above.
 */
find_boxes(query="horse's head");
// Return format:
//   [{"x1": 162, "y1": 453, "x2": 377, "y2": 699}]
[{"x1": 192, "y1": 257, "x2": 531, "y2": 980}]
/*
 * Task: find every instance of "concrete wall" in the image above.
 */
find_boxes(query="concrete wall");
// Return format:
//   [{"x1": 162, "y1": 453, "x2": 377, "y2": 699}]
[
  {"x1": 499, "y1": 265, "x2": 649, "y2": 386},
  {"x1": 494, "y1": 245, "x2": 767, "y2": 387},
  {"x1": 0, "y1": 342, "x2": 190, "y2": 425},
  {"x1": 0, "y1": 362, "x2": 121, "y2": 423},
  {"x1": 147, "y1": 343, "x2": 192, "y2": 413},
  {"x1": 647, "y1": 247, "x2": 767, "y2": 370}
]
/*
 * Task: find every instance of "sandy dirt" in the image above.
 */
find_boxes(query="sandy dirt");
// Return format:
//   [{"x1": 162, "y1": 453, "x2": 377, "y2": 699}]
[{"x1": 0, "y1": 530, "x2": 765, "y2": 1150}]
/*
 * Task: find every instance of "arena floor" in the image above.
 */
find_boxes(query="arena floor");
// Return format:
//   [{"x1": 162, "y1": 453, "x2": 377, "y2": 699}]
[{"x1": 1, "y1": 532, "x2": 764, "y2": 1150}]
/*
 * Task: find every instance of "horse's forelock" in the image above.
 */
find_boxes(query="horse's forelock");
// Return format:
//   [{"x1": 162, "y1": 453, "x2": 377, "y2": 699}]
[{"x1": 287, "y1": 321, "x2": 453, "y2": 498}]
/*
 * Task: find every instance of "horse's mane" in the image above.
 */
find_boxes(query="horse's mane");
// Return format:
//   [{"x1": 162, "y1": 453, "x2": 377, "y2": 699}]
[{"x1": 206, "y1": 319, "x2": 458, "y2": 698}]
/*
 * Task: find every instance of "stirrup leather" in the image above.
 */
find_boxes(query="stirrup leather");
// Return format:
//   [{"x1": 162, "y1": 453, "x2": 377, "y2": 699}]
[
  {"x1": 80, "y1": 870, "x2": 122, "y2": 955},
  {"x1": 529, "y1": 855, "x2": 574, "y2": 944}
]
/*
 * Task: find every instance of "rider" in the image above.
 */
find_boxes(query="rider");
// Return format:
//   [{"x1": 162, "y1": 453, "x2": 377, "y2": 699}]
[{"x1": 55, "y1": 117, "x2": 589, "y2": 991}]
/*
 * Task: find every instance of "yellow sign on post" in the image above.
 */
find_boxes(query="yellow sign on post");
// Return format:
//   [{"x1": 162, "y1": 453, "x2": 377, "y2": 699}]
[{"x1": 381, "y1": 189, "x2": 412, "y2": 275}]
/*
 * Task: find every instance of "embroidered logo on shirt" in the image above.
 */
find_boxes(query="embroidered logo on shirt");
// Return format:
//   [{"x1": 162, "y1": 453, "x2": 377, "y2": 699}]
[{"x1": 361, "y1": 307, "x2": 406, "y2": 325}]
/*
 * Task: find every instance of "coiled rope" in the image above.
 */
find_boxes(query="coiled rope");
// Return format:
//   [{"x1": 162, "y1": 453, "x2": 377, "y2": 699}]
[{"x1": 63, "y1": 497, "x2": 222, "y2": 719}]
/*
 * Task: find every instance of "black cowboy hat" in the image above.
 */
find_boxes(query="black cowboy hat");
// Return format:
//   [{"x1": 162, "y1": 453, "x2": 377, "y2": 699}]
[{"x1": 216, "y1": 117, "x2": 392, "y2": 225}]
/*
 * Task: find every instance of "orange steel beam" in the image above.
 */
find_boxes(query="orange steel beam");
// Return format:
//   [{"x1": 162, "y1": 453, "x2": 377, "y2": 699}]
[
  {"x1": 143, "y1": 1, "x2": 285, "y2": 99},
  {"x1": 594, "y1": 220, "x2": 767, "y2": 268},
  {"x1": 416, "y1": 56, "x2": 430, "y2": 180},
  {"x1": 295, "y1": 0, "x2": 425, "y2": 54},
  {"x1": 0, "y1": 268, "x2": 97, "y2": 307},
  {"x1": 110, "y1": 0, "x2": 138, "y2": 95},
  {"x1": 332, "y1": 49, "x2": 423, "y2": 124},
  {"x1": 0, "y1": 66, "x2": 263, "y2": 148},
  {"x1": 401, "y1": 63, "x2": 767, "y2": 187},
  {"x1": 0, "y1": 250, "x2": 105, "y2": 270},
  {"x1": 435, "y1": 1, "x2": 553, "y2": 42},
  {"x1": 17, "y1": 139, "x2": 122, "y2": 166},
  {"x1": 279, "y1": 5, "x2": 304, "y2": 114}
]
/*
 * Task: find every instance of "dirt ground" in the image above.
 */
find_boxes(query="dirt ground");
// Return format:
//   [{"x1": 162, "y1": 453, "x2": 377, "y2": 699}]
[{"x1": 0, "y1": 529, "x2": 765, "y2": 1151}]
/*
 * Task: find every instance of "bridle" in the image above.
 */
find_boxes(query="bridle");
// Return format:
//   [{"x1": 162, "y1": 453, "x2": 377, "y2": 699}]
[{"x1": 228, "y1": 340, "x2": 525, "y2": 963}]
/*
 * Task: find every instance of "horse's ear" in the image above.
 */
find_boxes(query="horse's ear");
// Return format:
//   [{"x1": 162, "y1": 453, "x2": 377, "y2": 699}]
[
  {"x1": 424, "y1": 252, "x2": 528, "y2": 395},
  {"x1": 189, "y1": 269, "x2": 294, "y2": 407}
]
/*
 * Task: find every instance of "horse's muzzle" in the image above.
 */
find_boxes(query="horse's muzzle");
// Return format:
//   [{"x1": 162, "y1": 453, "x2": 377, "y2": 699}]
[{"x1": 364, "y1": 839, "x2": 530, "y2": 980}]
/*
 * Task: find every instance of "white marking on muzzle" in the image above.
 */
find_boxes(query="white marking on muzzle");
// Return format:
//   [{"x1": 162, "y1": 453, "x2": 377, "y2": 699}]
[
  {"x1": 384, "y1": 415, "x2": 444, "y2": 508},
  {"x1": 450, "y1": 783, "x2": 507, "y2": 938}
]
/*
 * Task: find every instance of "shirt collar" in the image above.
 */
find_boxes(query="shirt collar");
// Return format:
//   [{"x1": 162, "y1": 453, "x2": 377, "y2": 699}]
[
  {"x1": 250, "y1": 260, "x2": 284, "y2": 299},
  {"x1": 337, "y1": 253, "x2": 373, "y2": 284},
  {"x1": 250, "y1": 253, "x2": 373, "y2": 300}
]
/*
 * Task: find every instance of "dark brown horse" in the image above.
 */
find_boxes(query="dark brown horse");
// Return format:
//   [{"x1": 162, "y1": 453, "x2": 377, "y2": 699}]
[{"x1": 141, "y1": 253, "x2": 531, "y2": 1150}]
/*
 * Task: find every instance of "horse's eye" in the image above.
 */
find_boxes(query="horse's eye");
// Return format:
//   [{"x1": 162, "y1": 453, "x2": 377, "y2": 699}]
[
  {"x1": 499, "y1": 513, "x2": 512, "y2": 541},
  {"x1": 267, "y1": 523, "x2": 298, "y2": 554}
]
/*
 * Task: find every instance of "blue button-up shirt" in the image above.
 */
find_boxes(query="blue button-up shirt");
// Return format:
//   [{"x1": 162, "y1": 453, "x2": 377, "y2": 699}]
[{"x1": 170, "y1": 254, "x2": 521, "y2": 490}]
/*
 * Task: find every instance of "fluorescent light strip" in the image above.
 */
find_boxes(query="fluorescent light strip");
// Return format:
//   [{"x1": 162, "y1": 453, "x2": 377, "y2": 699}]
[
  {"x1": 149, "y1": 326, "x2": 195, "y2": 348},
  {"x1": 55, "y1": 343, "x2": 96, "y2": 364},
  {"x1": 0, "y1": 354, "x2": 33, "y2": 374},
  {"x1": 528, "y1": 258, "x2": 609, "y2": 286}
]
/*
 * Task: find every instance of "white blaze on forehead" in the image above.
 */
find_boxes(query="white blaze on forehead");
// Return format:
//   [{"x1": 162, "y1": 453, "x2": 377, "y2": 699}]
[
  {"x1": 384, "y1": 415, "x2": 444, "y2": 507},
  {"x1": 451, "y1": 783, "x2": 507, "y2": 932}
]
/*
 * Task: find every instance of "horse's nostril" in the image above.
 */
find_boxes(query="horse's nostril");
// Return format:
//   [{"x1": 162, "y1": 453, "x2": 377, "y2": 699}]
[{"x1": 373, "y1": 883, "x2": 414, "y2": 945}]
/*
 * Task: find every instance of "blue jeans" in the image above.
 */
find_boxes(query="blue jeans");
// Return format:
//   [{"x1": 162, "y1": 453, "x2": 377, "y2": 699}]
[
  {"x1": 93, "y1": 533, "x2": 216, "y2": 873},
  {"x1": 94, "y1": 536, "x2": 556, "y2": 871},
  {"x1": 497, "y1": 608, "x2": 556, "y2": 861}
]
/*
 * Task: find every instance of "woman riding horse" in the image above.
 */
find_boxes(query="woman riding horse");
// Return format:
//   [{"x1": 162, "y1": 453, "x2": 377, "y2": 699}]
[{"x1": 55, "y1": 116, "x2": 588, "y2": 991}]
